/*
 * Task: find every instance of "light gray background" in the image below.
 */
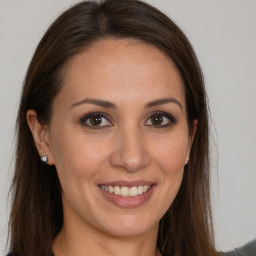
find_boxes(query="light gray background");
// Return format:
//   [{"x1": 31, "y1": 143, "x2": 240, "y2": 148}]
[{"x1": 0, "y1": 0, "x2": 255, "y2": 255}]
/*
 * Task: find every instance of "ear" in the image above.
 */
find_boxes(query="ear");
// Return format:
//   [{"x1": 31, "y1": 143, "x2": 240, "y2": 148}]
[
  {"x1": 190, "y1": 119, "x2": 198, "y2": 145},
  {"x1": 185, "y1": 119, "x2": 198, "y2": 165},
  {"x1": 26, "y1": 109, "x2": 55, "y2": 165}
]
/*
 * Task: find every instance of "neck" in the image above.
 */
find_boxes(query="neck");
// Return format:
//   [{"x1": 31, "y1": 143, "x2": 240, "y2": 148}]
[{"x1": 53, "y1": 221, "x2": 161, "y2": 256}]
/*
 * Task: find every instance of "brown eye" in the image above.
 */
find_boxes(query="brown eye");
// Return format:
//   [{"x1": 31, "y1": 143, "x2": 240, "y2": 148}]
[
  {"x1": 80, "y1": 113, "x2": 112, "y2": 128},
  {"x1": 90, "y1": 115, "x2": 102, "y2": 126},
  {"x1": 151, "y1": 114, "x2": 163, "y2": 125},
  {"x1": 145, "y1": 112, "x2": 177, "y2": 128}
]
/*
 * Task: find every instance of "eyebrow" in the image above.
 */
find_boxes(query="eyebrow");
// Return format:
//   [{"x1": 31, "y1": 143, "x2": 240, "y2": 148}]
[
  {"x1": 145, "y1": 98, "x2": 183, "y2": 111},
  {"x1": 71, "y1": 98, "x2": 116, "y2": 109},
  {"x1": 70, "y1": 97, "x2": 183, "y2": 111}
]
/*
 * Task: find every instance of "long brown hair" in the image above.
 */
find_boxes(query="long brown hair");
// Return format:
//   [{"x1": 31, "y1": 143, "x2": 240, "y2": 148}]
[{"x1": 9, "y1": 1, "x2": 216, "y2": 256}]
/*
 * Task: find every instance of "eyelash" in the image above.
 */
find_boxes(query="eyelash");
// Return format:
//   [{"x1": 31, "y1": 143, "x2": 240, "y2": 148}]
[
  {"x1": 145, "y1": 111, "x2": 177, "y2": 128},
  {"x1": 79, "y1": 111, "x2": 177, "y2": 129},
  {"x1": 80, "y1": 112, "x2": 112, "y2": 129}
]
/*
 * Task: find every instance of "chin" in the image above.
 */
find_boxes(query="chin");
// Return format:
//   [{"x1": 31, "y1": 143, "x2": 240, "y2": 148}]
[{"x1": 96, "y1": 213, "x2": 159, "y2": 238}]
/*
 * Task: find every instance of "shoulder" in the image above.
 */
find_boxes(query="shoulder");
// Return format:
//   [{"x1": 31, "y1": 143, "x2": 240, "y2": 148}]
[
  {"x1": 223, "y1": 239, "x2": 256, "y2": 256},
  {"x1": 235, "y1": 239, "x2": 256, "y2": 256},
  {"x1": 222, "y1": 251, "x2": 240, "y2": 256}
]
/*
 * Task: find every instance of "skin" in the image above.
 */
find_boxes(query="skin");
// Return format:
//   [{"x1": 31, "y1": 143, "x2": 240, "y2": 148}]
[{"x1": 27, "y1": 39, "x2": 197, "y2": 256}]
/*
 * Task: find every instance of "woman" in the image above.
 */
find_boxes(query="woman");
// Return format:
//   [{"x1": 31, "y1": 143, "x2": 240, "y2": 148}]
[{"x1": 8, "y1": 0, "x2": 222, "y2": 256}]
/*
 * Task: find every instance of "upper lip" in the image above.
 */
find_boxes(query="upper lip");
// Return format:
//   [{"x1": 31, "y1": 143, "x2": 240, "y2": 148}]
[{"x1": 98, "y1": 180, "x2": 156, "y2": 188}]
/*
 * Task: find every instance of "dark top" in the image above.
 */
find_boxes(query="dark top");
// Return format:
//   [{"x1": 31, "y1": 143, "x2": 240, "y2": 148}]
[
  {"x1": 6, "y1": 239, "x2": 256, "y2": 256},
  {"x1": 222, "y1": 239, "x2": 256, "y2": 256}
]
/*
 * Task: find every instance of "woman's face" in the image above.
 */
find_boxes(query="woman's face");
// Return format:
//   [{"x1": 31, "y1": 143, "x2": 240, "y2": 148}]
[{"x1": 46, "y1": 39, "x2": 195, "y2": 237}]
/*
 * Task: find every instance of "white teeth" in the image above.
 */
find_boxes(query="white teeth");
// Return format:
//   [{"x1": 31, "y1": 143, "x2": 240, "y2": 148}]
[
  {"x1": 114, "y1": 186, "x2": 121, "y2": 195},
  {"x1": 120, "y1": 187, "x2": 130, "y2": 197},
  {"x1": 138, "y1": 186, "x2": 144, "y2": 195},
  {"x1": 109, "y1": 186, "x2": 114, "y2": 193},
  {"x1": 101, "y1": 185, "x2": 151, "y2": 197},
  {"x1": 130, "y1": 186, "x2": 138, "y2": 196}
]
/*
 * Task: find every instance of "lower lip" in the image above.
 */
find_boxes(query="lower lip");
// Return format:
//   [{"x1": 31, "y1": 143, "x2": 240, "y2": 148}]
[{"x1": 99, "y1": 186, "x2": 156, "y2": 208}]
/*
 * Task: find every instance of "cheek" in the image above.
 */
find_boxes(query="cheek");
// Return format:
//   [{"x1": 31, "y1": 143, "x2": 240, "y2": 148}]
[
  {"x1": 152, "y1": 133, "x2": 188, "y2": 176},
  {"x1": 49, "y1": 127, "x2": 111, "y2": 210},
  {"x1": 147, "y1": 133, "x2": 188, "y2": 217},
  {"x1": 50, "y1": 125, "x2": 109, "y2": 181}
]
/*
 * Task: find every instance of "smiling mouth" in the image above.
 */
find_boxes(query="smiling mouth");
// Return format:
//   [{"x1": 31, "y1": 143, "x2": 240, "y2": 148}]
[{"x1": 99, "y1": 185, "x2": 153, "y2": 197}]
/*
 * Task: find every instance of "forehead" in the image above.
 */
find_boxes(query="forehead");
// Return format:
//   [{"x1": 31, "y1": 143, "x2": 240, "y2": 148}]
[{"x1": 55, "y1": 39, "x2": 185, "y2": 108}]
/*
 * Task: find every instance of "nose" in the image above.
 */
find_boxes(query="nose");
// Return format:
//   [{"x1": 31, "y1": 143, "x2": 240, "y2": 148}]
[{"x1": 109, "y1": 126, "x2": 150, "y2": 173}]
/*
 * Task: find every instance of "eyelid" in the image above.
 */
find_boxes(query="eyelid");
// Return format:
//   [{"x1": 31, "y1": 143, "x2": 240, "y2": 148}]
[
  {"x1": 145, "y1": 111, "x2": 177, "y2": 127},
  {"x1": 79, "y1": 112, "x2": 113, "y2": 128},
  {"x1": 79, "y1": 111, "x2": 177, "y2": 129}
]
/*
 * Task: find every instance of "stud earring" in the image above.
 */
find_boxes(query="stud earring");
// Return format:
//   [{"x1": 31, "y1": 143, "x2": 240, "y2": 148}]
[
  {"x1": 185, "y1": 155, "x2": 190, "y2": 165},
  {"x1": 41, "y1": 155, "x2": 48, "y2": 163}
]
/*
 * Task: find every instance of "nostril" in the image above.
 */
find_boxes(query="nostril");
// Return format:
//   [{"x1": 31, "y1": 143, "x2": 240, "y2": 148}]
[
  {"x1": 108, "y1": 129, "x2": 150, "y2": 172},
  {"x1": 109, "y1": 147, "x2": 150, "y2": 172}
]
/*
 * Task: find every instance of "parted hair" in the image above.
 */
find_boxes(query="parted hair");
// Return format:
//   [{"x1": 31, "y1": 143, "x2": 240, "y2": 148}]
[{"x1": 9, "y1": 1, "x2": 217, "y2": 256}]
